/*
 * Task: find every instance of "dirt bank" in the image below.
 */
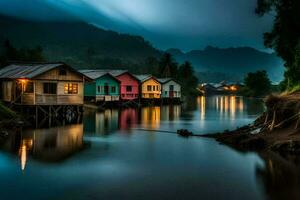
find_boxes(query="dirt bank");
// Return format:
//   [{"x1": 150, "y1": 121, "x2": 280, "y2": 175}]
[{"x1": 202, "y1": 92, "x2": 300, "y2": 154}]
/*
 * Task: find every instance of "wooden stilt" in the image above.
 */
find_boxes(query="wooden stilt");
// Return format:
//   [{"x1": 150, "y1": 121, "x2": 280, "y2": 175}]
[{"x1": 35, "y1": 106, "x2": 38, "y2": 128}]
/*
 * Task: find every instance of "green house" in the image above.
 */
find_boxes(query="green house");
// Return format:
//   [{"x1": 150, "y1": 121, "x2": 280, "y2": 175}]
[{"x1": 80, "y1": 70, "x2": 120, "y2": 102}]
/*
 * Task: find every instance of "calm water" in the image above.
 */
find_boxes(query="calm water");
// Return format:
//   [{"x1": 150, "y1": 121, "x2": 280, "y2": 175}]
[{"x1": 0, "y1": 96, "x2": 297, "y2": 200}]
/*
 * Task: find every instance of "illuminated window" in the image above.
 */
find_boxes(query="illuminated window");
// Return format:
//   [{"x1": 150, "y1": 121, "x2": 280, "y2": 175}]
[{"x1": 64, "y1": 83, "x2": 78, "y2": 94}]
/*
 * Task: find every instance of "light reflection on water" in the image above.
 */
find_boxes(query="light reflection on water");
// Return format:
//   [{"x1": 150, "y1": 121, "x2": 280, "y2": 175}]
[{"x1": 1, "y1": 95, "x2": 294, "y2": 200}]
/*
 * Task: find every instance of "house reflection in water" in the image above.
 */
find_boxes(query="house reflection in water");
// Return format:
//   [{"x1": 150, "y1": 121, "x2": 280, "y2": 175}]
[
  {"x1": 119, "y1": 108, "x2": 138, "y2": 130},
  {"x1": 198, "y1": 96, "x2": 245, "y2": 120},
  {"x1": 3, "y1": 124, "x2": 84, "y2": 171},
  {"x1": 84, "y1": 109, "x2": 119, "y2": 135},
  {"x1": 161, "y1": 105, "x2": 181, "y2": 121},
  {"x1": 141, "y1": 106, "x2": 161, "y2": 129}
]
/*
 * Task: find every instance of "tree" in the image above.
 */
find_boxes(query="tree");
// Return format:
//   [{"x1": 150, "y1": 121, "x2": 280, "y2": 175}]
[
  {"x1": 177, "y1": 61, "x2": 199, "y2": 96},
  {"x1": 158, "y1": 53, "x2": 178, "y2": 78},
  {"x1": 255, "y1": 0, "x2": 300, "y2": 90},
  {"x1": 243, "y1": 70, "x2": 271, "y2": 97}
]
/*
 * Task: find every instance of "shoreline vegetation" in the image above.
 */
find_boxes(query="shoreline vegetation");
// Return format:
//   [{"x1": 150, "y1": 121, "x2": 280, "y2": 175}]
[{"x1": 0, "y1": 102, "x2": 26, "y2": 143}]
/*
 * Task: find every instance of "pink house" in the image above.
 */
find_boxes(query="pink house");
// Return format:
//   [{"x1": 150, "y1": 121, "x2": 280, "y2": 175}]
[{"x1": 110, "y1": 71, "x2": 140, "y2": 100}]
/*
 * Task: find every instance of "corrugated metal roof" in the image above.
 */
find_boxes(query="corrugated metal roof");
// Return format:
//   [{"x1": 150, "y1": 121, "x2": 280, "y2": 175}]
[
  {"x1": 0, "y1": 63, "x2": 64, "y2": 79},
  {"x1": 79, "y1": 69, "x2": 127, "y2": 80}
]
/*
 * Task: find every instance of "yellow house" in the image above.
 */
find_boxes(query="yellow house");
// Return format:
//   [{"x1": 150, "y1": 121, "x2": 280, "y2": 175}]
[{"x1": 135, "y1": 75, "x2": 161, "y2": 99}]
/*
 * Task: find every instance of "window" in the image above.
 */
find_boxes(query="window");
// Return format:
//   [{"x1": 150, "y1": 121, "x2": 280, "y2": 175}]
[
  {"x1": 111, "y1": 86, "x2": 116, "y2": 93},
  {"x1": 147, "y1": 85, "x2": 152, "y2": 91},
  {"x1": 165, "y1": 91, "x2": 168, "y2": 95},
  {"x1": 64, "y1": 83, "x2": 78, "y2": 94},
  {"x1": 24, "y1": 81, "x2": 34, "y2": 93},
  {"x1": 157, "y1": 85, "x2": 159, "y2": 91},
  {"x1": 169, "y1": 85, "x2": 174, "y2": 91},
  {"x1": 153, "y1": 86, "x2": 155, "y2": 91},
  {"x1": 126, "y1": 86, "x2": 132, "y2": 92},
  {"x1": 98, "y1": 86, "x2": 101, "y2": 93},
  {"x1": 59, "y1": 68, "x2": 67, "y2": 76},
  {"x1": 43, "y1": 83, "x2": 57, "y2": 94}
]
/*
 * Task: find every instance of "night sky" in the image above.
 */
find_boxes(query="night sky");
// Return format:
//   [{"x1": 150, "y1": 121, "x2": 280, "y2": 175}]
[{"x1": 0, "y1": 0, "x2": 273, "y2": 51}]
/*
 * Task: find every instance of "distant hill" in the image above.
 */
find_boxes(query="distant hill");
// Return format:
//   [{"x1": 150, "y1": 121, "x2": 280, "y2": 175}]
[
  {"x1": 167, "y1": 46, "x2": 284, "y2": 82},
  {"x1": 0, "y1": 15, "x2": 284, "y2": 83},
  {"x1": 0, "y1": 15, "x2": 161, "y2": 71}
]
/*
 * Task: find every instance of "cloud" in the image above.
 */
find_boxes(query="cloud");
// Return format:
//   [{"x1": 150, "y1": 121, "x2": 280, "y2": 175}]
[{"x1": 0, "y1": 0, "x2": 274, "y2": 50}]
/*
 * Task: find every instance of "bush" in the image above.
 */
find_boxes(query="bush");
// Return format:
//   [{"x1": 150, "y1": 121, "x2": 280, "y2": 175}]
[{"x1": 288, "y1": 84, "x2": 300, "y2": 94}]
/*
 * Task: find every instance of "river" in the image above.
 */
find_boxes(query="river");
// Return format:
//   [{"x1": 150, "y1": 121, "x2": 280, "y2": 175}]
[{"x1": 0, "y1": 96, "x2": 298, "y2": 200}]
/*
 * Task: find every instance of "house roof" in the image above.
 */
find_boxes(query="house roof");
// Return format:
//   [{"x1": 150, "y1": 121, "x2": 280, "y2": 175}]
[
  {"x1": 157, "y1": 78, "x2": 172, "y2": 84},
  {"x1": 0, "y1": 63, "x2": 64, "y2": 79},
  {"x1": 0, "y1": 62, "x2": 90, "y2": 80},
  {"x1": 79, "y1": 69, "x2": 127, "y2": 80},
  {"x1": 134, "y1": 74, "x2": 155, "y2": 83},
  {"x1": 157, "y1": 78, "x2": 181, "y2": 85},
  {"x1": 79, "y1": 70, "x2": 121, "y2": 82}
]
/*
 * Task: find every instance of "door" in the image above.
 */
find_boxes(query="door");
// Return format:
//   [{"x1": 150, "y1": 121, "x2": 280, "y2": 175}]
[
  {"x1": 169, "y1": 85, "x2": 174, "y2": 98},
  {"x1": 104, "y1": 83, "x2": 109, "y2": 95}
]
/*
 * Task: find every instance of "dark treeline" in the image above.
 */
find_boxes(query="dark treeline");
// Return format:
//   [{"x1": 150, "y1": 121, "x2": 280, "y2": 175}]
[
  {"x1": 0, "y1": 41, "x2": 199, "y2": 96},
  {"x1": 144, "y1": 53, "x2": 199, "y2": 96},
  {"x1": 256, "y1": 0, "x2": 300, "y2": 91},
  {"x1": 0, "y1": 40, "x2": 45, "y2": 66},
  {"x1": 242, "y1": 70, "x2": 272, "y2": 97}
]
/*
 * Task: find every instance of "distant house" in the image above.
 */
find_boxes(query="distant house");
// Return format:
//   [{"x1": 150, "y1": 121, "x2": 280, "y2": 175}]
[
  {"x1": 0, "y1": 62, "x2": 89, "y2": 106},
  {"x1": 80, "y1": 70, "x2": 120, "y2": 102},
  {"x1": 135, "y1": 75, "x2": 161, "y2": 99},
  {"x1": 109, "y1": 70, "x2": 139, "y2": 101},
  {"x1": 157, "y1": 78, "x2": 181, "y2": 99}
]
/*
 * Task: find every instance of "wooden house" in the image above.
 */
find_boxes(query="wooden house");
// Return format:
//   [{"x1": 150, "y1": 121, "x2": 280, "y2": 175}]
[
  {"x1": 135, "y1": 75, "x2": 161, "y2": 99},
  {"x1": 157, "y1": 78, "x2": 181, "y2": 99},
  {"x1": 110, "y1": 71, "x2": 139, "y2": 101},
  {"x1": 80, "y1": 70, "x2": 120, "y2": 102},
  {"x1": 0, "y1": 63, "x2": 89, "y2": 106}
]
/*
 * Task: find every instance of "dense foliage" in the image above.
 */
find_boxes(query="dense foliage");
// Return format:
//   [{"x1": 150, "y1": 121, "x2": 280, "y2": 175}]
[
  {"x1": 242, "y1": 70, "x2": 271, "y2": 97},
  {"x1": 0, "y1": 101, "x2": 16, "y2": 120},
  {"x1": 256, "y1": 0, "x2": 300, "y2": 90}
]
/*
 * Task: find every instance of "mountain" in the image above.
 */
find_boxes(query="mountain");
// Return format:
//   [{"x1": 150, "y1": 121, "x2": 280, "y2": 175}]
[
  {"x1": 0, "y1": 15, "x2": 161, "y2": 71},
  {"x1": 167, "y1": 46, "x2": 284, "y2": 83},
  {"x1": 0, "y1": 15, "x2": 284, "y2": 83}
]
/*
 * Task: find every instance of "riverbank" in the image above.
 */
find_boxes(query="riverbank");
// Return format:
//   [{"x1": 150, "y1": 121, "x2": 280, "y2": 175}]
[
  {"x1": 202, "y1": 92, "x2": 300, "y2": 154},
  {"x1": 0, "y1": 102, "x2": 26, "y2": 143}
]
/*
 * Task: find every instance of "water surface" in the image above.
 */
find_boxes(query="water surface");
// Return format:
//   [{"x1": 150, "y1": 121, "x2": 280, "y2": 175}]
[{"x1": 1, "y1": 96, "x2": 292, "y2": 200}]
